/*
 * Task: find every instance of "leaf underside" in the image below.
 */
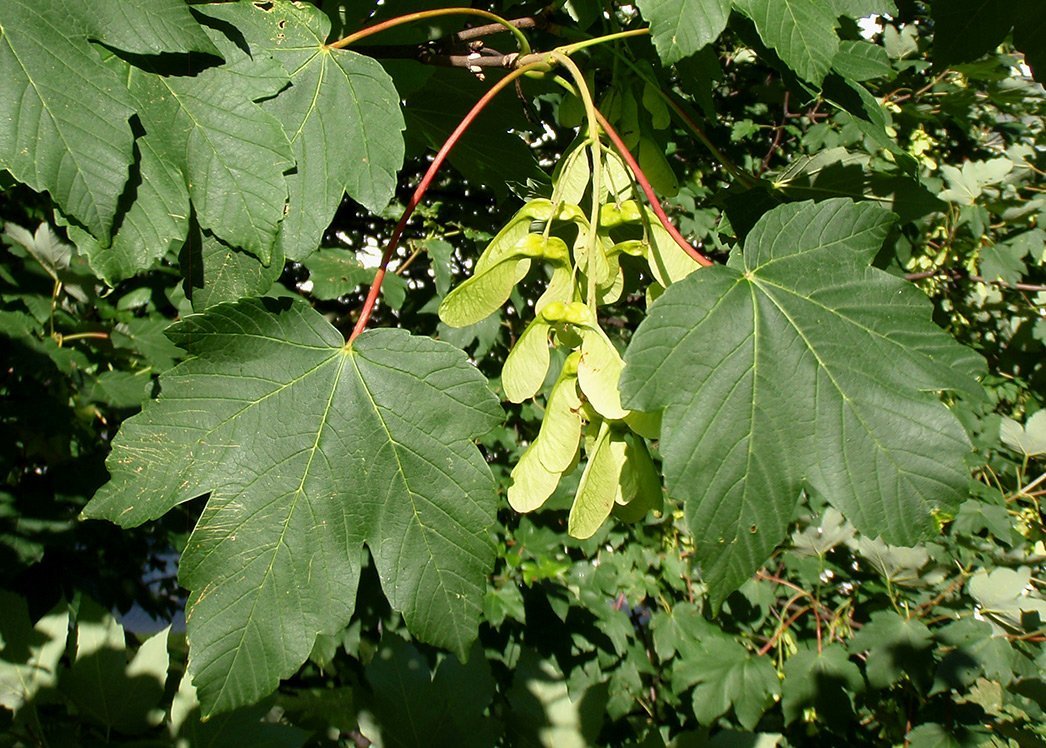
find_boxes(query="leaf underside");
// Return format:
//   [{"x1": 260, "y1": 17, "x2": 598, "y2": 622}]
[
  {"x1": 84, "y1": 299, "x2": 502, "y2": 716},
  {"x1": 621, "y1": 198, "x2": 983, "y2": 607}
]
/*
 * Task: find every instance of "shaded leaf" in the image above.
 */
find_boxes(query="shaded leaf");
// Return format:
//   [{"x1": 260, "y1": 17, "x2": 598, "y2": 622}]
[
  {"x1": 65, "y1": 134, "x2": 191, "y2": 284},
  {"x1": 200, "y1": 1, "x2": 405, "y2": 259},
  {"x1": 931, "y1": 0, "x2": 1014, "y2": 68},
  {"x1": 675, "y1": 638, "x2": 779, "y2": 730},
  {"x1": 850, "y1": 610, "x2": 933, "y2": 689},
  {"x1": 74, "y1": 0, "x2": 219, "y2": 56},
  {"x1": 0, "y1": 0, "x2": 136, "y2": 237},
  {"x1": 63, "y1": 598, "x2": 170, "y2": 734},
  {"x1": 181, "y1": 226, "x2": 284, "y2": 311},
  {"x1": 0, "y1": 592, "x2": 68, "y2": 713},
  {"x1": 126, "y1": 44, "x2": 292, "y2": 264},
  {"x1": 780, "y1": 646, "x2": 863, "y2": 727}
]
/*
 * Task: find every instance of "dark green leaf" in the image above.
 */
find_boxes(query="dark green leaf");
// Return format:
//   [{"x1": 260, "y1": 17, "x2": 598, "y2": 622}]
[
  {"x1": 65, "y1": 134, "x2": 190, "y2": 284},
  {"x1": 0, "y1": 0, "x2": 136, "y2": 237},
  {"x1": 84, "y1": 299, "x2": 501, "y2": 715},
  {"x1": 780, "y1": 646, "x2": 863, "y2": 727},
  {"x1": 127, "y1": 47, "x2": 292, "y2": 264},
  {"x1": 181, "y1": 226, "x2": 284, "y2": 311},
  {"x1": 832, "y1": 40, "x2": 894, "y2": 82},
  {"x1": 675, "y1": 638, "x2": 779, "y2": 729},
  {"x1": 73, "y1": 0, "x2": 219, "y2": 56},
  {"x1": 931, "y1": 0, "x2": 1014, "y2": 68},
  {"x1": 200, "y1": 1, "x2": 405, "y2": 259},
  {"x1": 850, "y1": 610, "x2": 933, "y2": 689},
  {"x1": 621, "y1": 199, "x2": 981, "y2": 604},
  {"x1": 302, "y1": 248, "x2": 371, "y2": 300}
]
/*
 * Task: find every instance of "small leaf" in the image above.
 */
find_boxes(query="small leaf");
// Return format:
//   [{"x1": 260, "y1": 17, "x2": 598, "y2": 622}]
[
  {"x1": 2, "y1": 222, "x2": 71, "y2": 280},
  {"x1": 780, "y1": 646, "x2": 863, "y2": 727},
  {"x1": 939, "y1": 158, "x2": 1014, "y2": 205},
  {"x1": 637, "y1": 0, "x2": 732, "y2": 65},
  {"x1": 999, "y1": 410, "x2": 1046, "y2": 456},
  {"x1": 851, "y1": 610, "x2": 933, "y2": 689},
  {"x1": 675, "y1": 637, "x2": 779, "y2": 730},
  {"x1": 302, "y1": 248, "x2": 371, "y2": 300},
  {"x1": 733, "y1": 0, "x2": 841, "y2": 85}
]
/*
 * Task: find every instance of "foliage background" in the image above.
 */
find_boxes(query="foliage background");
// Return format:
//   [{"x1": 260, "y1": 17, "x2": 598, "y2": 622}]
[{"x1": 0, "y1": 0, "x2": 1043, "y2": 746}]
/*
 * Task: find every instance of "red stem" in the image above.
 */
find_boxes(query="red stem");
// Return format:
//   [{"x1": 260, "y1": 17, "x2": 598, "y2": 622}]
[
  {"x1": 348, "y1": 64, "x2": 542, "y2": 344},
  {"x1": 593, "y1": 110, "x2": 713, "y2": 267}
]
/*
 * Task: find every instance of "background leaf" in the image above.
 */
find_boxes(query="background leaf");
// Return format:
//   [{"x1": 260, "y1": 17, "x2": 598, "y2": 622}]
[{"x1": 733, "y1": 0, "x2": 841, "y2": 85}]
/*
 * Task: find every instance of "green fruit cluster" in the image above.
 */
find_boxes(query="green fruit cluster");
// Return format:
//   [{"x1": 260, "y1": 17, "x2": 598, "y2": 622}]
[{"x1": 439, "y1": 140, "x2": 702, "y2": 537}]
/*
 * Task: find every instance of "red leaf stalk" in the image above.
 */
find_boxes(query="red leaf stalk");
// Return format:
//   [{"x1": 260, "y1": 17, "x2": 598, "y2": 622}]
[{"x1": 348, "y1": 63, "x2": 545, "y2": 344}]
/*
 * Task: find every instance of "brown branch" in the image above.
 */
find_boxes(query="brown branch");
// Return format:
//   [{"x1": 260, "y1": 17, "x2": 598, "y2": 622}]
[{"x1": 453, "y1": 15, "x2": 546, "y2": 42}]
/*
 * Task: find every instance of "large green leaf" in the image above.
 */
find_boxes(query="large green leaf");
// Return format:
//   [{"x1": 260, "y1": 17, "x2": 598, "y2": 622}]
[
  {"x1": 0, "y1": 0, "x2": 136, "y2": 237},
  {"x1": 199, "y1": 1, "x2": 405, "y2": 260},
  {"x1": 620, "y1": 199, "x2": 982, "y2": 606},
  {"x1": 733, "y1": 0, "x2": 841, "y2": 85},
  {"x1": 636, "y1": 0, "x2": 732, "y2": 65},
  {"x1": 127, "y1": 37, "x2": 293, "y2": 264},
  {"x1": 83, "y1": 299, "x2": 502, "y2": 715},
  {"x1": 403, "y1": 69, "x2": 547, "y2": 201}
]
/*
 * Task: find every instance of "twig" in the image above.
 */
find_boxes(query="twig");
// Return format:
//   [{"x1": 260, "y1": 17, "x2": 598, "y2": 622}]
[{"x1": 906, "y1": 268, "x2": 1046, "y2": 293}]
